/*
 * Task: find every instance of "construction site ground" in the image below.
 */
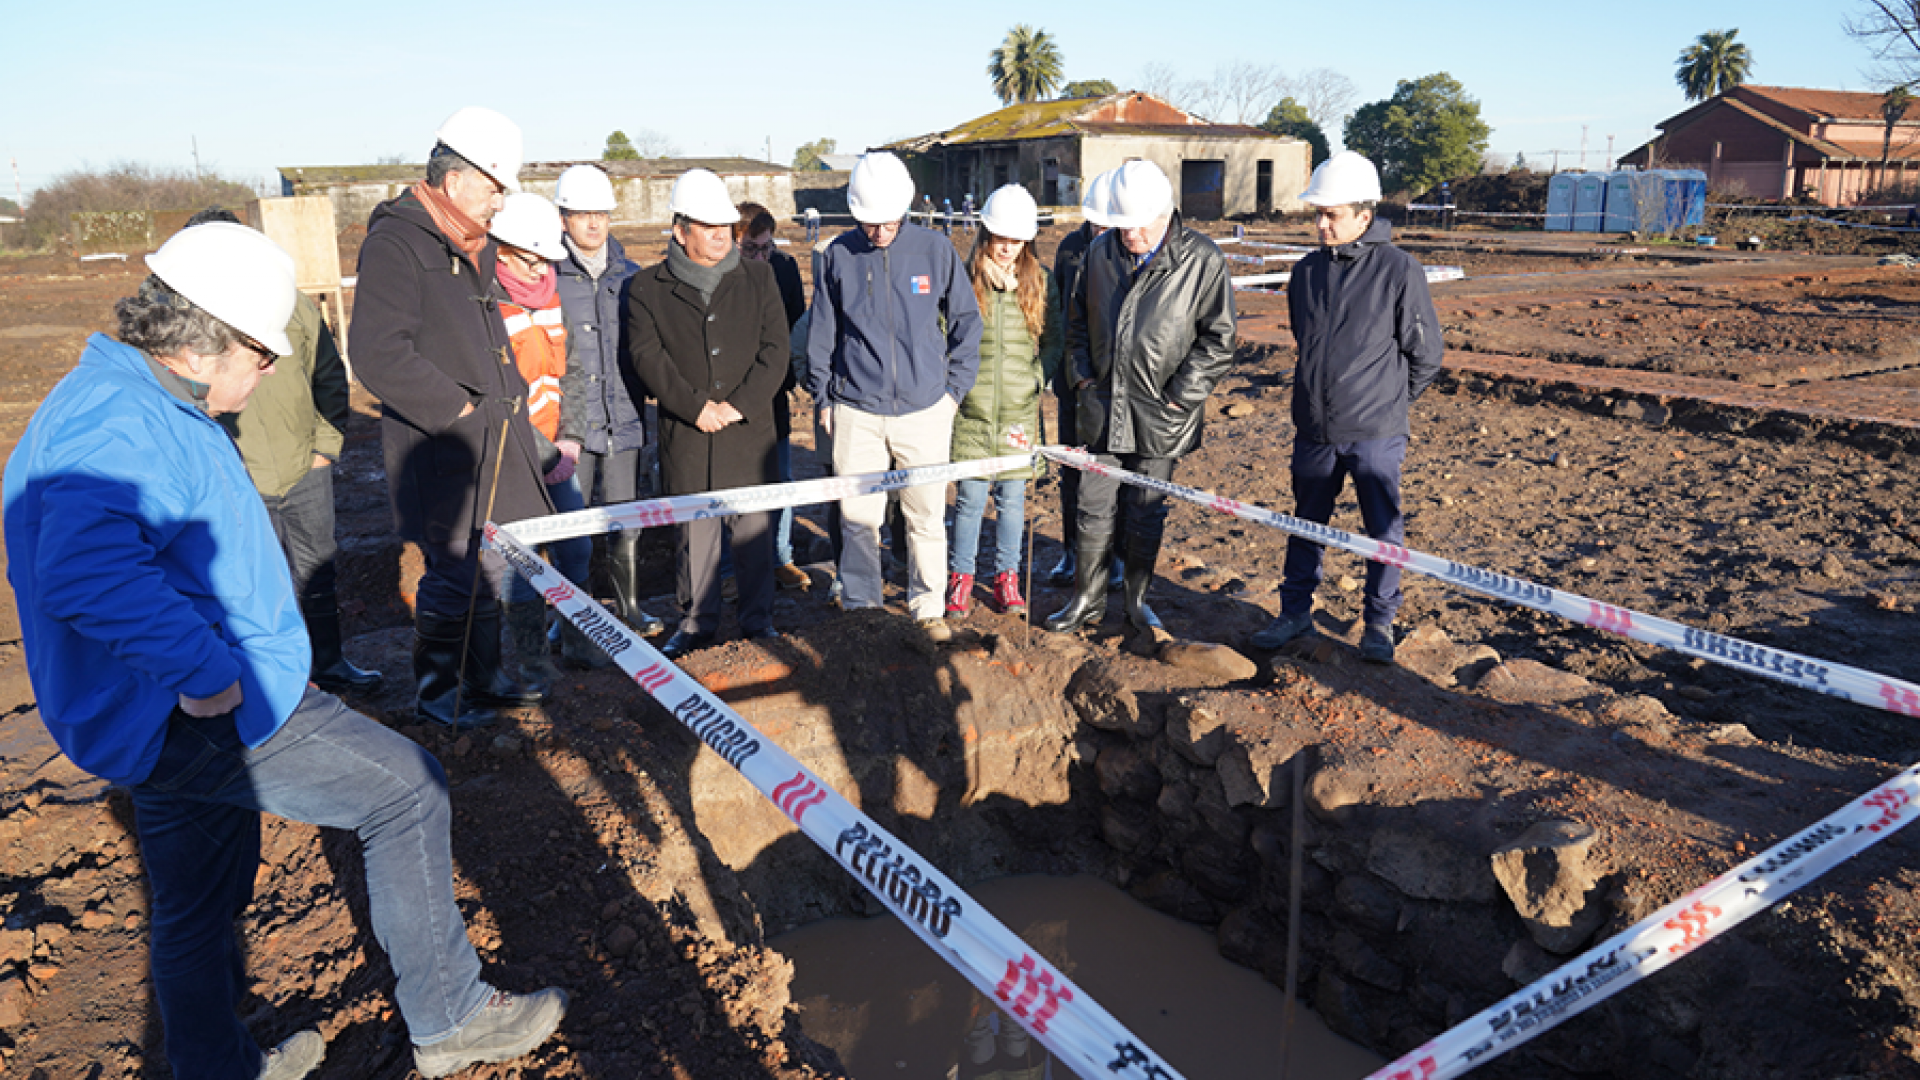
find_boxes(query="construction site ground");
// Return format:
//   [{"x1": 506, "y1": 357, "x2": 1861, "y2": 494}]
[{"x1": 4, "y1": 215, "x2": 1920, "y2": 1078}]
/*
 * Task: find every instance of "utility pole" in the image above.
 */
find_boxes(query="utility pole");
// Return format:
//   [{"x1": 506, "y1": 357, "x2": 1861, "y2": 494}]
[
  {"x1": 1580, "y1": 125, "x2": 1589, "y2": 171},
  {"x1": 1606, "y1": 134, "x2": 1615, "y2": 166},
  {"x1": 8, "y1": 157, "x2": 21, "y2": 247},
  {"x1": 765, "y1": 136, "x2": 772, "y2": 165},
  {"x1": 1550, "y1": 149, "x2": 1561, "y2": 174},
  {"x1": 192, "y1": 136, "x2": 202, "y2": 181}
]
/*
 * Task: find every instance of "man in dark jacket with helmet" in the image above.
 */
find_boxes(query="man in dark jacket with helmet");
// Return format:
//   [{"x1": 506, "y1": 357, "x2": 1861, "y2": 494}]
[
  {"x1": 349, "y1": 107, "x2": 552, "y2": 728},
  {"x1": 1249, "y1": 151, "x2": 1443, "y2": 664},
  {"x1": 1045, "y1": 159, "x2": 1236, "y2": 637}
]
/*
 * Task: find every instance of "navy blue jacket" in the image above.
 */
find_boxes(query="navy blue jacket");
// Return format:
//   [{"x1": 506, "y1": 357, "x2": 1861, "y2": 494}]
[
  {"x1": 555, "y1": 234, "x2": 647, "y2": 455},
  {"x1": 805, "y1": 221, "x2": 982, "y2": 415},
  {"x1": 1288, "y1": 216, "x2": 1443, "y2": 444}
]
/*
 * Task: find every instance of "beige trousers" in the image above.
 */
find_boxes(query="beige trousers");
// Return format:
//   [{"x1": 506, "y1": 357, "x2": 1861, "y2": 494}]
[{"x1": 831, "y1": 397, "x2": 957, "y2": 620}]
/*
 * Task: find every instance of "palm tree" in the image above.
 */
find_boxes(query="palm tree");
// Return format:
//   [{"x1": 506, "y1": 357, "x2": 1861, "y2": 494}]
[
  {"x1": 1883, "y1": 86, "x2": 1915, "y2": 191},
  {"x1": 987, "y1": 25, "x2": 1064, "y2": 106},
  {"x1": 1675, "y1": 29, "x2": 1754, "y2": 102}
]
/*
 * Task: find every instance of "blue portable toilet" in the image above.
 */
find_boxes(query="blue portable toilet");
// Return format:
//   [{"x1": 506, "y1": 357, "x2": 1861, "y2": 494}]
[
  {"x1": 1545, "y1": 174, "x2": 1578, "y2": 231},
  {"x1": 1665, "y1": 169, "x2": 1707, "y2": 230},
  {"x1": 1604, "y1": 171, "x2": 1644, "y2": 233},
  {"x1": 1572, "y1": 173, "x2": 1608, "y2": 231}
]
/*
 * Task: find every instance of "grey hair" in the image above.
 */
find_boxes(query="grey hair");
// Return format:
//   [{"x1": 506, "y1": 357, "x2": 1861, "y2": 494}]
[
  {"x1": 115, "y1": 276, "x2": 239, "y2": 358},
  {"x1": 425, "y1": 142, "x2": 481, "y2": 188}
]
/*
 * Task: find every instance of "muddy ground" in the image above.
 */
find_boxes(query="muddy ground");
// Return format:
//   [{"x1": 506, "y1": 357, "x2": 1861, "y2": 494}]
[{"x1": 4, "y1": 218, "x2": 1920, "y2": 1078}]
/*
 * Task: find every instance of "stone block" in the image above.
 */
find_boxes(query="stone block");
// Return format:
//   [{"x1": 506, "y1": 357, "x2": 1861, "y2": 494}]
[
  {"x1": 1216, "y1": 721, "x2": 1313, "y2": 809},
  {"x1": 1165, "y1": 698, "x2": 1232, "y2": 766},
  {"x1": 1490, "y1": 820, "x2": 1607, "y2": 954},
  {"x1": 1066, "y1": 660, "x2": 1157, "y2": 736},
  {"x1": 1158, "y1": 640, "x2": 1258, "y2": 681},
  {"x1": 1475, "y1": 658, "x2": 1596, "y2": 705},
  {"x1": 1366, "y1": 827, "x2": 1500, "y2": 903}
]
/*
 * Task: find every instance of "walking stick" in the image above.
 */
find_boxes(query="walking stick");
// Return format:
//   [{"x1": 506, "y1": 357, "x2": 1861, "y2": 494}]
[{"x1": 453, "y1": 413, "x2": 513, "y2": 725}]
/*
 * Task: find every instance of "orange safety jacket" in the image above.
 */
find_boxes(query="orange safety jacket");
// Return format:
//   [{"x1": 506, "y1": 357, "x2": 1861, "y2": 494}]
[{"x1": 500, "y1": 296, "x2": 567, "y2": 442}]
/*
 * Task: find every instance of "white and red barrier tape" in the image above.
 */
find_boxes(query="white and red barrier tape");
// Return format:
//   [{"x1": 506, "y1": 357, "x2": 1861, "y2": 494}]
[
  {"x1": 1039, "y1": 447, "x2": 1920, "y2": 721},
  {"x1": 506, "y1": 453, "x2": 1035, "y2": 545},
  {"x1": 1366, "y1": 759, "x2": 1920, "y2": 1079},
  {"x1": 483, "y1": 523, "x2": 1188, "y2": 1080}
]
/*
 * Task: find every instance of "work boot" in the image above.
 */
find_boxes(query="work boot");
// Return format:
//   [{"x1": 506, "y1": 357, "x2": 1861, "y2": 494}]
[
  {"x1": 303, "y1": 594, "x2": 382, "y2": 693},
  {"x1": 413, "y1": 613, "x2": 502, "y2": 730},
  {"x1": 1249, "y1": 611, "x2": 1315, "y2": 651},
  {"x1": 990, "y1": 570, "x2": 1026, "y2": 615},
  {"x1": 1045, "y1": 549, "x2": 1076, "y2": 588},
  {"x1": 1044, "y1": 536, "x2": 1111, "y2": 634},
  {"x1": 558, "y1": 617, "x2": 612, "y2": 670},
  {"x1": 1122, "y1": 532, "x2": 1163, "y2": 633},
  {"x1": 413, "y1": 986, "x2": 568, "y2": 1079},
  {"x1": 607, "y1": 532, "x2": 665, "y2": 635},
  {"x1": 946, "y1": 572, "x2": 974, "y2": 617},
  {"x1": 464, "y1": 607, "x2": 544, "y2": 707},
  {"x1": 1360, "y1": 624, "x2": 1397, "y2": 665},
  {"x1": 258, "y1": 1029, "x2": 324, "y2": 1080},
  {"x1": 505, "y1": 600, "x2": 558, "y2": 699}
]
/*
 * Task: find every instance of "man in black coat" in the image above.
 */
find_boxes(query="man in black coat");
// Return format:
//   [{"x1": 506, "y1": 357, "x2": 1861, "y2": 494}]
[
  {"x1": 1248, "y1": 152, "x2": 1443, "y2": 664},
  {"x1": 349, "y1": 107, "x2": 552, "y2": 728},
  {"x1": 1046, "y1": 160, "x2": 1236, "y2": 638},
  {"x1": 735, "y1": 201, "x2": 811, "y2": 590},
  {"x1": 1046, "y1": 168, "x2": 1112, "y2": 588},
  {"x1": 625, "y1": 171, "x2": 791, "y2": 659}
]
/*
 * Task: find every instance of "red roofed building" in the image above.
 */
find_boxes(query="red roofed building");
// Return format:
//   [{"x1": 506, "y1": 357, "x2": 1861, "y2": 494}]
[{"x1": 1618, "y1": 85, "x2": 1920, "y2": 206}]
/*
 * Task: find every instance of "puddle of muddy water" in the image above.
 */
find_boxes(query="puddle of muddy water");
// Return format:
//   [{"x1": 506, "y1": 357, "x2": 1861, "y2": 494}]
[{"x1": 772, "y1": 874, "x2": 1383, "y2": 1079}]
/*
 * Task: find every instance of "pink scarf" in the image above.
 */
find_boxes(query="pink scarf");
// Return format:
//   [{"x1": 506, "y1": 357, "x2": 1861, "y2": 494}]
[{"x1": 497, "y1": 256, "x2": 557, "y2": 309}]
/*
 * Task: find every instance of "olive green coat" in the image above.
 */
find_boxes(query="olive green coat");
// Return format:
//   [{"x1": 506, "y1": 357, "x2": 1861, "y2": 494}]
[{"x1": 949, "y1": 269, "x2": 1062, "y2": 480}]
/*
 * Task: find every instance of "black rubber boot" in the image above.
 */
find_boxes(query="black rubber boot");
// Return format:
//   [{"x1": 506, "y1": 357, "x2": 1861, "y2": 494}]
[
  {"x1": 305, "y1": 594, "x2": 381, "y2": 692},
  {"x1": 413, "y1": 613, "x2": 500, "y2": 729},
  {"x1": 464, "y1": 607, "x2": 543, "y2": 707},
  {"x1": 608, "y1": 532, "x2": 664, "y2": 635},
  {"x1": 1122, "y1": 531, "x2": 1164, "y2": 633},
  {"x1": 1044, "y1": 536, "x2": 1112, "y2": 634}
]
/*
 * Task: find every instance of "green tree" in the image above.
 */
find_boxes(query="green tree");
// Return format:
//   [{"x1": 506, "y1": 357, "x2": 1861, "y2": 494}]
[
  {"x1": 1260, "y1": 97, "x2": 1330, "y2": 166},
  {"x1": 792, "y1": 138, "x2": 837, "y2": 171},
  {"x1": 1343, "y1": 73, "x2": 1493, "y2": 195},
  {"x1": 603, "y1": 130, "x2": 640, "y2": 161},
  {"x1": 987, "y1": 25, "x2": 1065, "y2": 105},
  {"x1": 1675, "y1": 29, "x2": 1754, "y2": 102},
  {"x1": 1058, "y1": 78, "x2": 1118, "y2": 100}
]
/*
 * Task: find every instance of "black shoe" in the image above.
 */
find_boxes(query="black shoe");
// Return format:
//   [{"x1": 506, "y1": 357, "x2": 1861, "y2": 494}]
[
  {"x1": 744, "y1": 626, "x2": 781, "y2": 641},
  {"x1": 304, "y1": 600, "x2": 382, "y2": 692},
  {"x1": 608, "y1": 532, "x2": 665, "y2": 635},
  {"x1": 1360, "y1": 624, "x2": 1396, "y2": 665},
  {"x1": 660, "y1": 629, "x2": 716, "y2": 660},
  {"x1": 1045, "y1": 550, "x2": 1076, "y2": 588}
]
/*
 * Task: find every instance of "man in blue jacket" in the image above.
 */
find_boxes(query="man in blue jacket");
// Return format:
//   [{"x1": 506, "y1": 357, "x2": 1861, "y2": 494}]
[
  {"x1": 1249, "y1": 152, "x2": 1444, "y2": 663},
  {"x1": 807, "y1": 152, "x2": 982, "y2": 633},
  {"x1": 3, "y1": 224, "x2": 565, "y2": 1080}
]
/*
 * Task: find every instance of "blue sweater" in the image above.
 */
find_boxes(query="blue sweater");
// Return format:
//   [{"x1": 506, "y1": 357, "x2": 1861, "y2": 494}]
[
  {"x1": 805, "y1": 221, "x2": 982, "y2": 415},
  {"x1": 3, "y1": 335, "x2": 310, "y2": 784}
]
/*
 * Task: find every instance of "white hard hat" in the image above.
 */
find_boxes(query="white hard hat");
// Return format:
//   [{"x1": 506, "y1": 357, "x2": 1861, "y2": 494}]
[
  {"x1": 434, "y1": 106, "x2": 524, "y2": 193},
  {"x1": 554, "y1": 164, "x2": 616, "y2": 212},
  {"x1": 1301, "y1": 151, "x2": 1382, "y2": 206},
  {"x1": 1081, "y1": 169, "x2": 1116, "y2": 228},
  {"x1": 668, "y1": 169, "x2": 740, "y2": 225},
  {"x1": 146, "y1": 223, "x2": 298, "y2": 357},
  {"x1": 848, "y1": 152, "x2": 915, "y2": 224},
  {"x1": 1104, "y1": 160, "x2": 1173, "y2": 229},
  {"x1": 489, "y1": 192, "x2": 568, "y2": 261},
  {"x1": 980, "y1": 184, "x2": 1038, "y2": 242}
]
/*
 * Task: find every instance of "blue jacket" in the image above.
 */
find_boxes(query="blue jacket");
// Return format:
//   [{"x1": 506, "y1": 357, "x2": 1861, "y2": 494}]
[
  {"x1": 3, "y1": 335, "x2": 310, "y2": 784},
  {"x1": 1288, "y1": 216, "x2": 1444, "y2": 444},
  {"x1": 805, "y1": 221, "x2": 982, "y2": 415},
  {"x1": 555, "y1": 234, "x2": 647, "y2": 455}
]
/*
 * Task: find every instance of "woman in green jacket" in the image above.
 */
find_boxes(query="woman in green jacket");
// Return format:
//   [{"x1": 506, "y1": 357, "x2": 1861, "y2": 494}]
[{"x1": 947, "y1": 185, "x2": 1063, "y2": 616}]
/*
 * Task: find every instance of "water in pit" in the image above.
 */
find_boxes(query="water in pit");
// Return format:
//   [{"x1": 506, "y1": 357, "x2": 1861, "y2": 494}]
[{"x1": 772, "y1": 874, "x2": 1384, "y2": 1079}]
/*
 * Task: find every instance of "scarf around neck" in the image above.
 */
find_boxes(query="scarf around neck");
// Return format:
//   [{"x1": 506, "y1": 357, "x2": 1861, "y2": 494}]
[
  {"x1": 980, "y1": 256, "x2": 1018, "y2": 293},
  {"x1": 565, "y1": 233, "x2": 610, "y2": 280},
  {"x1": 667, "y1": 239, "x2": 739, "y2": 306},
  {"x1": 497, "y1": 256, "x2": 557, "y2": 310},
  {"x1": 412, "y1": 181, "x2": 488, "y2": 257}
]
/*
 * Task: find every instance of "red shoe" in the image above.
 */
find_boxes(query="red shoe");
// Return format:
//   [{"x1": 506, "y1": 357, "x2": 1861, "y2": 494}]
[
  {"x1": 945, "y1": 572, "x2": 974, "y2": 617},
  {"x1": 991, "y1": 570, "x2": 1026, "y2": 614}
]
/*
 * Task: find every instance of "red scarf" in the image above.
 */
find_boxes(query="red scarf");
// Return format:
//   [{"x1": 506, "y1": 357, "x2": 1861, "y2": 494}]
[
  {"x1": 497, "y1": 255, "x2": 557, "y2": 309},
  {"x1": 411, "y1": 181, "x2": 488, "y2": 257}
]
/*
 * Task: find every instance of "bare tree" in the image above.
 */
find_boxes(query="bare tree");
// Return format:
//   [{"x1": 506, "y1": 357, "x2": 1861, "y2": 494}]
[
  {"x1": 1846, "y1": 0, "x2": 1920, "y2": 88},
  {"x1": 1211, "y1": 60, "x2": 1289, "y2": 124},
  {"x1": 629, "y1": 128, "x2": 681, "y2": 158},
  {"x1": 1137, "y1": 62, "x2": 1187, "y2": 105},
  {"x1": 1285, "y1": 68, "x2": 1360, "y2": 132},
  {"x1": 1481, "y1": 151, "x2": 1513, "y2": 174}
]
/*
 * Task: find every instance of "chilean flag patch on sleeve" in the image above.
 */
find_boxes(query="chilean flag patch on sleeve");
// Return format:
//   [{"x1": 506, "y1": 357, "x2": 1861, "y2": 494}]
[{"x1": 911, "y1": 275, "x2": 931, "y2": 294}]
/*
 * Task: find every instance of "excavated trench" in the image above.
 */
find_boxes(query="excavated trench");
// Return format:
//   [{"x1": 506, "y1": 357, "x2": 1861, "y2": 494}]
[{"x1": 661, "y1": 611, "x2": 1918, "y2": 1080}]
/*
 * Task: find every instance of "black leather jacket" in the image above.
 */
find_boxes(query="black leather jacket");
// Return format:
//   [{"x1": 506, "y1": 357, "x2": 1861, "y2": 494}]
[{"x1": 1067, "y1": 212, "x2": 1236, "y2": 458}]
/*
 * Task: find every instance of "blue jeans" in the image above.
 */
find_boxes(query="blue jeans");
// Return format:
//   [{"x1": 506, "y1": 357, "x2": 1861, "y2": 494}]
[
  {"x1": 258, "y1": 464, "x2": 338, "y2": 601},
  {"x1": 950, "y1": 478, "x2": 1027, "y2": 577},
  {"x1": 131, "y1": 688, "x2": 489, "y2": 1077},
  {"x1": 509, "y1": 474, "x2": 591, "y2": 603},
  {"x1": 775, "y1": 437, "x2": 795, "y2": 566},
  {"x1": 1279, "y1": 435, "x2": 1407, "y2": 627}
]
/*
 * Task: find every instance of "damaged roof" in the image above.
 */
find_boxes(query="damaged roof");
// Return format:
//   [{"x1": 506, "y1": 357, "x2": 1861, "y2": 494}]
[{"x1": 888, "y1": 92, "x2": 1284, "y2": 153}]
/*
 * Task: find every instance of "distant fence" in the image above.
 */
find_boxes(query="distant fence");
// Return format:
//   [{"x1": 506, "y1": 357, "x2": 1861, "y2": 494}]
[{"x1": 69, "y1": 209, "x2": 196, "y2": 258}]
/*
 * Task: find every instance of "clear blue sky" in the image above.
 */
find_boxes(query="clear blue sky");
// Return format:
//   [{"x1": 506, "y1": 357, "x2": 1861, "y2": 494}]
[{"x1": 3, "y1": 0, "x2": 1872, "y2": 202}]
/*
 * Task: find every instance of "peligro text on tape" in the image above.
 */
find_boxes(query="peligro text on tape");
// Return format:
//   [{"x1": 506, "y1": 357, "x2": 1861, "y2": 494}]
[
  {"x1": 503, "y1": 453, "x2": 1035, "y2": 546},
  {"x1": 1038, "y1": 447, "x2": 1920, "y2": 721},
  {"x1": 1366, "y1": 759, "x2": 1920, "y2": 1080},
  {"x1": 482, "y1": 523, "x2": 1187, "y2": 1080}
]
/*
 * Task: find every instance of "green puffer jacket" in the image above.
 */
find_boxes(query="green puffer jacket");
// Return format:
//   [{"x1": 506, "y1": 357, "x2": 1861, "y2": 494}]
[{"x1": 950, "y1": 269, "x2": 1063, "y2": 479}]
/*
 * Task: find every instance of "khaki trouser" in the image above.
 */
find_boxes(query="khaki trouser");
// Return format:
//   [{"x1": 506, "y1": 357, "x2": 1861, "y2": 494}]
[{"x1": 831, "y1": 397, "x2": 957, "y2": 620}]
